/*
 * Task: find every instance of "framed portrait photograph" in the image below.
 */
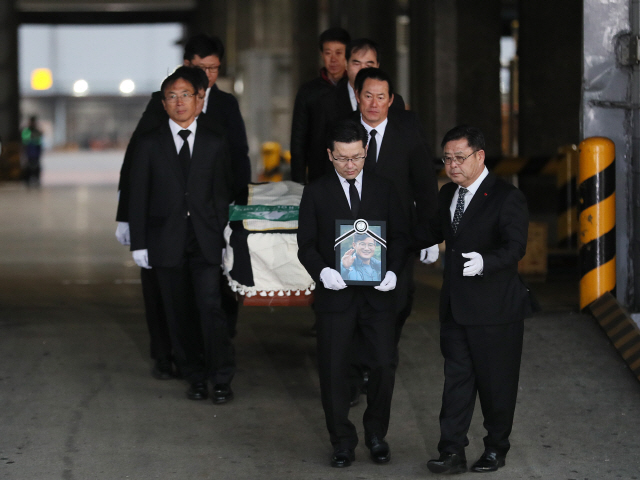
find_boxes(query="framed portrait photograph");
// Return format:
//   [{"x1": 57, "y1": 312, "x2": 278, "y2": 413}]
[{"x1": 334, "y1": 219, "x2": 387, "y2": 286}]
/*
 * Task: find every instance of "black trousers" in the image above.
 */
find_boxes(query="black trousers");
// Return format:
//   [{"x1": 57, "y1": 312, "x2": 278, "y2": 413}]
[
  {"x1": 155, "y1": 226, "x2": 235, "y2": 385},
  {"x1": 140, "y1": 267, "x2": 172, "y2": 361},
  {"x1": 438, "y1": 308, "x2": 524, "y2": 456},
  {"x1": 316, "y1": 291, "x2": 396, "y2": 450}
]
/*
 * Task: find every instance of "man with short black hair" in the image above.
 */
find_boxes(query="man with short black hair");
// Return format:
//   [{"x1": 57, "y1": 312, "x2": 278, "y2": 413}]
[
  {"x1": 297, "y1": 118, "x2": 409, "y2": 468},
  {"x1": 420, "y1": 125, "x2": 531, "y2": 474},
  {"x1": 353, "y1": 67, "x2": 439, "y2": 357},
  {"x1": 290, "y1": 27, "x2": 351, "y2": 184},
  {"x1": 128, "y1": 68, "x2": 236, "y2": 404}
]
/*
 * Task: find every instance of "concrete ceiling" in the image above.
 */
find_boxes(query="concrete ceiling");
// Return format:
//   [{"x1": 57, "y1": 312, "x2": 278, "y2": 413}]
[
  {"x1": 15, "y1": 0, "x2": 197, "y2": 23},
  {"x1": 16, "y1": 0, "x2": 196, "y2": 12}
]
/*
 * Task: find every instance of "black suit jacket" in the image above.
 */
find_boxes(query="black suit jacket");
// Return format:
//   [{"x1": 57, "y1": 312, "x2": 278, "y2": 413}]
[
  {"x1": 363, "y1": 110, "x2": 438, "y2": 232},
  {"x1": 116, "y1": 85, "x2": 249, "y2": 221},
  {"x1": 297, "y1": 170, "x2": 410, "y2": 313},
  {"x1": 128, "y1": 122, "x2": 233, "y2": 268},
  {"x1": 419, "y1": 172, "x2": 532, "y2": 325}
]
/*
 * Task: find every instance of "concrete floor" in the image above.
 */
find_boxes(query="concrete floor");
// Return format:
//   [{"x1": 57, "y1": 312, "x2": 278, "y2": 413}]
[{"x1": 1, "y1": 182, "x2": 640, "y2": 480}]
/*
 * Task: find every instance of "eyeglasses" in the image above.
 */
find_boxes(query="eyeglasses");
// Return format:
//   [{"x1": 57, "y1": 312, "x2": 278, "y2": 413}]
[
  {"x1": 442, "y1": 151, "x2": 478, "y2": 165},
  {"x1": 330, "y1": 152, "x2": 366, "y2": 164},
  {"x1": 164, "y1": 93, "x2": 196, "y2": 103},
  {"x1": 196, "y1": 65, "x2": 220, "y2": 73}
]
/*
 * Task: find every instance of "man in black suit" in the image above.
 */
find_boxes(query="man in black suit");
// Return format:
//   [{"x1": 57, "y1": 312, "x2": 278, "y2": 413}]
[
  {"x1": 115, "y1": 67, "x2": 209, "y2": 380},
  {"x1": 290, "y1": 27, "x2": 350, "y2": 184},
  {"x1": 420, "y1": 125, "x2": 531, "y2": 474},
  {"x1": 116, "y1": 35, "x2": 247, "y2": 378},
  {"x1": 297, "y1": 119, "x2": 409, "y2": 468},
  {"x1": 354, "y1": 67, "x2": 439, "y2": 351},
  {"x1": 308, "y1": 38, "x2": 406, "y2": 184},
  {"x1": 128, "y1": 68, "x2": 236, "y2": 404}
]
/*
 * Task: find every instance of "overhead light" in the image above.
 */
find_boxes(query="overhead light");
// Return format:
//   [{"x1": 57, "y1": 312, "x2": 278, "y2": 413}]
[
  {"x1": 73, "y1": 79, "x2": 88, "y2": 95},
  {"x1": 31, "y1": 68, "x2": 53, "y2": 91},
  {"x1": 119, "y1": 79, "x2": 135, "y2": 95}
]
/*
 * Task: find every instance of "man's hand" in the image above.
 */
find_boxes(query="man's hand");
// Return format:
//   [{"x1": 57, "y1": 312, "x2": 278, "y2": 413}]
[
  {"x1": 115, "y1": 222, "x2": 130, "y2": 246},
  {"x1": 320, "y1": 267, "x2": 347, "y2": 290},
  {"x1": 420, "y1": 245, "x2": 439, "y2": 264},
  {"x1": 374, "y1": 271, "x2": 397, "y2": 291},
  {"x1": 462, "y1": 252, "x2": 483, "y2": 276},
  {"x1": 341, "y1": 248, "x2": 355, "y2": 269},
  {"x1": 133, "y1": 249, "x2": 152, "y2": 269}
]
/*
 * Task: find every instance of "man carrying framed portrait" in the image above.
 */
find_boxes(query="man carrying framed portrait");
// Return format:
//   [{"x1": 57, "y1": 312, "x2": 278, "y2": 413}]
[{"x1": 297, "y1": 119, "x2": 410, "y2": 468}]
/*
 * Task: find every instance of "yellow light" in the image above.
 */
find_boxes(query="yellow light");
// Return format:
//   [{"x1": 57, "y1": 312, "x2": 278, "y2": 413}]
[{"x1": 31, "y1": 68, "x2": 53, "y2": 91}]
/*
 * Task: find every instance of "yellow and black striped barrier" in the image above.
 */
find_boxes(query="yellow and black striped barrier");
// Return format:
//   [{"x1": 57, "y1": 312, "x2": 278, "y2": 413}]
[
  {"x1": 578, "y1": 137, "x2": 616, "y2": 311},
  {"x1": 556, "y1": 145, "x2": 579, "y2": 248}
]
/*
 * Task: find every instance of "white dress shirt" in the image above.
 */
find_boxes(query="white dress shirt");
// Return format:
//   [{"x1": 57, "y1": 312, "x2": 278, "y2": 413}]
[
  {"x1": 168, "y1": 118, "x2": 197, "y2": 155},
  {"x1": 202, "y1": 87, "x2": 211, "y2": 114},
  {"x1": 449, "y1": 166, "x2": 489, "y2": 220},
  {"x1": 348, "y1": 82, "x2": 357, "y2": 111},
  {"x1": 360, "y1": 116, "x2": 388, "y2": 161},
  {"x1": 335, "y1": 169, "x2": 363, "y2": 209}
]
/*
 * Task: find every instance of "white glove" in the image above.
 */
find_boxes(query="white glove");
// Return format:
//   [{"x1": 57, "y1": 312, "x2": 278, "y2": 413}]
[
  {"x1": 132, "y1": 249, "x2": 152, "y2": 269},
  {"x1": 115, "y1": 222, "x2": 130, "y2": 246},
  {"x1": 420, "y1": 245, "x2": 439, "y2": 264},
  {"x1": 374, "y1": 271, "x2": 397, "y2": 291},
  {"x1": 462, "y1": 252, "x2": 483, "y2": 276},
  {"x1": 320, "y1": 267, "x2": 347, "y2": 290}
]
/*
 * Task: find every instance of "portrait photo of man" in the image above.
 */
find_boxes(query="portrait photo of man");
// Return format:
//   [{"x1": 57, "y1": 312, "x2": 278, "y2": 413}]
[{"x1": 340, "y1": 232, "x2": 382, "y2": 282}]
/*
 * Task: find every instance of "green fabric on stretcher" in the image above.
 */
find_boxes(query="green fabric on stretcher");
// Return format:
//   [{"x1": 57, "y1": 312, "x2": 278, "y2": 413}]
[{"x1": 228, "y1": 204, "x2": 299, "y2": 222}]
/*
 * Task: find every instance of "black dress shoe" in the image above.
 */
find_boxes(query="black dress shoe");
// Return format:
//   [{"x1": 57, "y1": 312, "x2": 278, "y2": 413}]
[
  {"x1": 366, "y1": 435, "x2": 390, "y2": 464},
  {"x1": 212, "y1": 384, "x2": 234, "y2": 404},
  {"x1": 186, "y1": 382, "x2": 208, "y2": 400},
  {"x1": 470, "y1": 451, "x2": 505, "y2": 472},
  {"x1": 427, "y1": 452, "x2": 467, "y2": 474},
  {"x1": 330, "y1": 448, "x2": 355, "y2": 468},
  {"x1": 151, "y1": 358, "x2": 174, "y2": 380}
]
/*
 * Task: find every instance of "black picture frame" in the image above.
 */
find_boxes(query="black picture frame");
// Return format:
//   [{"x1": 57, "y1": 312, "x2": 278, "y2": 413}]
[{"x1": 335, "y1": 219, "x2": 387, "y2": 286}]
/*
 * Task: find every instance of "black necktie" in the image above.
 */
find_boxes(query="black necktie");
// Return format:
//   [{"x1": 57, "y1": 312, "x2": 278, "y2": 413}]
[
  {"x1": 178, "y1": 129, "x2": 191, "y2": 179},
  {"x1": 451, "y1": 187, "x2": 468, "y2": 233},
  {"x1": 347, "y1": 178, "x2": 360, "y2": 218},
  {"x1": 365, "y1": 129, "x2": 378, "y2": 165}
]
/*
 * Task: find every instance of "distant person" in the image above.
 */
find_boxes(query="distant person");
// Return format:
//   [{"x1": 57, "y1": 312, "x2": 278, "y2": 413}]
[
  {"x1": 290, "y1": 27, "x2": 350, "y2": 184},
  {"x1": 341, "y1": 233, "x2": 382, "y2": 282},
  {"x1": 297, "y1": 119, "x2": 409, "y2": 468},
  {"x1": 128, "y1": 67, "x2": 236, "y2": 404},
  {"x1": 21, "y1": 116, "x2": 43, "y2": 187},
  {"x1": 419, "y1": 125, "x2": 531, "y2": 474}
]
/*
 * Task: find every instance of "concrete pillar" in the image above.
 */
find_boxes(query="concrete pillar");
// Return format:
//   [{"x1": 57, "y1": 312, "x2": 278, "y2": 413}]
[
  {"x1": 328, "y1": 0, "x2": 399, "y2": 84},
  {"x1": 0, "y1": 0, "x2": 20, "y2": 142},
  {"x1": 292, "y1": 0, "x2": 320, "y2": 89},
  {"x1": 409, "y1": 0, "x2": 457, "y2": 155},
  {"x1": 192, "y1": 0, "x2": 229, "y2": 73},
  {"x1": 410, "y1": 1, "x2": 500, "y2": 158},
  {"x1": 519, "y1": 0, "x2": 582, "y2": 158},
  {"x1": 455, "y1": 0, "x2": 502, "y2": 159}
]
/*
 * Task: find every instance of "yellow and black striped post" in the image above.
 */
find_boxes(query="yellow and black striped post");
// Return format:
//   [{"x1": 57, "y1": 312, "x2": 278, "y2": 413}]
[
  {"x1": 557, "y1": 144, "x2": 579, "y2": 248},
  {"x1": 578, "y1": 137, "x2": 616, "y2": 310}
]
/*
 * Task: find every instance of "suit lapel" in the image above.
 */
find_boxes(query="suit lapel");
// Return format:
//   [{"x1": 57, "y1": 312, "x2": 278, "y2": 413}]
[
  {"x1": 159, "y1": 123, "x2": 185, "y2": 186},
  {"x1": 375, "y1": 117, "x2": 398, "y2": 171},
  {"x1": 454, "y1": 172, "x2": 496, "y2": 235},
  {"x1": 327, "y1": 173, "x2": 355, "y2": 219},
  {"x1": 338, "y1": 81, "x2": 355, "y2": 117}
]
